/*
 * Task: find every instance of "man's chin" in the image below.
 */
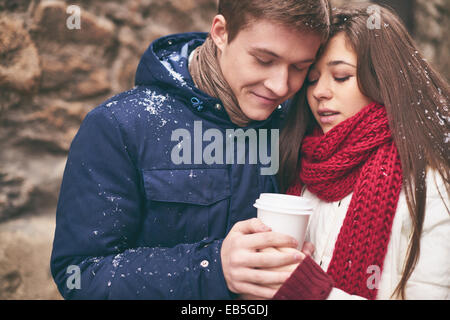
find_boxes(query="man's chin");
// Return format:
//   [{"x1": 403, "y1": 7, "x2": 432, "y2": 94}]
[
  {"x1": 243, "y1": 112, "x2": 272, "y2": 122},
  {"x1": 240, "y1": 105, "x2": 278, "y2": 122}
]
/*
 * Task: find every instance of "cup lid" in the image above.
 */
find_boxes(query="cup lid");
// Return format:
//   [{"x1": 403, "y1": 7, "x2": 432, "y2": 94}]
[{"x1": 254, "y1": 193, "x2": 314, "y2": 215}]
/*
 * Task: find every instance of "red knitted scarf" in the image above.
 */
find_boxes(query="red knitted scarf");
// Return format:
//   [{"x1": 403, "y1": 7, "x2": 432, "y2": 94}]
[{"x1": 287, "y1": 102, "x2": 403, "y2": 299}]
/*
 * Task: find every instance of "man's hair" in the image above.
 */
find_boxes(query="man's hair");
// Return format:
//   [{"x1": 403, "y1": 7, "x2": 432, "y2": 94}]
[{"x1": 218, "y1": 0, "x2": 331, "y2": 43}]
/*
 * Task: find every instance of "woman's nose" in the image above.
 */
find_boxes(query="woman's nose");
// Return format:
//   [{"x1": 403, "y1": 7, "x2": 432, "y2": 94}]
[{"x1": 312, "y1": 78, "x2": 332, "y2": 101}]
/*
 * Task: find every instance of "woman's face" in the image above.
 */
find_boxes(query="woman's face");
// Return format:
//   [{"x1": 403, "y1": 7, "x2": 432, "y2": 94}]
[{"x1": 306, "y1": 32, "x2": 372, "y2": 134}]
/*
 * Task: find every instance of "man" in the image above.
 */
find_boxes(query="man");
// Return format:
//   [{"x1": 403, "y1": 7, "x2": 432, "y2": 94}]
[{"x1": 51, "y1": 0, "x2": 330, "y2": 299}]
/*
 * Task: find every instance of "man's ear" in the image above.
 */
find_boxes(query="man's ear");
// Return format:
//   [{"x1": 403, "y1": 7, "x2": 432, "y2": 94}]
[{"x1": 210, "y1": 15, "x2": 228, "y2": 52}]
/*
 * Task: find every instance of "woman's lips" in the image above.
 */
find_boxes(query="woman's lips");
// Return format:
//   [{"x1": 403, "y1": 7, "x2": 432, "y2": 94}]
[
  {"x1": 318, "y1": 110, "x2": 340, "y2": 124},
  {"x1": 319, "y1": 114, "x2": 340, "y2": 124}
]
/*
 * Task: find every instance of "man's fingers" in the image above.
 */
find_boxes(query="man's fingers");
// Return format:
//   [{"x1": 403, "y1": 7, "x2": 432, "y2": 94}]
[
  {"x1": 245, "y1": 250, "x2": 303, "y2": 268},
  {"x1": 239, "y1": 294, "x2": 264, "y2": 301},
  {"x1": 242, "y1": 269, "x2": 293, "y2": 285},
  {"x1": 266, "y1": 262, "x2": 300, "y2": 274},
  {"x1": 233, "y1": 282, "x2": 277, "y2": 300},
  {"x1": 243, "y1": 231, "x2": 299, "y2": 250},
  {"x1": 231, "y1": 218, "x2": 271, "y2": 235}
]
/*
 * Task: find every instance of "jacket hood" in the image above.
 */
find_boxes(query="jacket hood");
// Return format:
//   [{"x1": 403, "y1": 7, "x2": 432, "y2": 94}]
[{"x1": 135, "y1": 32, "x2": 207, "y2": 96}]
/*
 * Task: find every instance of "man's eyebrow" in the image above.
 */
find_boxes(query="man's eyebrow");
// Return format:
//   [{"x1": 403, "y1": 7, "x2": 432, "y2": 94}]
[
  {"x1": 250, "y1": 47, "x2": 316, "y2": 64},
  {"x1": 327, "y1": 60, "x2": 357, "y2": 68}
]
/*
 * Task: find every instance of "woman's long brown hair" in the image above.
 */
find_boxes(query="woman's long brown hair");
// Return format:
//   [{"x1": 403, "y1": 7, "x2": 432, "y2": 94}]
[{"x1": 278, "y1": 4, "x2": 450, "y2": 299}]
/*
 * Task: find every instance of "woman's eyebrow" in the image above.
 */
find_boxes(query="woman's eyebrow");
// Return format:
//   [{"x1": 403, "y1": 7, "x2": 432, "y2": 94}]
[{"x1": 327, "y1": 60, "x2": 357, "y2": 68}]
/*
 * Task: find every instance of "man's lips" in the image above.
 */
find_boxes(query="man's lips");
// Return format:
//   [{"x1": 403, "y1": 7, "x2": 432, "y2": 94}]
[{"x1": 251, "y1": 92, "x2": 280, "y2": 104}]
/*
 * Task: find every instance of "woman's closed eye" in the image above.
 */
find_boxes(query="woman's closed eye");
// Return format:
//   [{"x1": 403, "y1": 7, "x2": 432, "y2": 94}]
[
  {"x1": 307, "y1": 75, "x2": 352, "y2": 85},
  {"x1": 335, "y1": 75, "x2": 352, "y2": 82}
]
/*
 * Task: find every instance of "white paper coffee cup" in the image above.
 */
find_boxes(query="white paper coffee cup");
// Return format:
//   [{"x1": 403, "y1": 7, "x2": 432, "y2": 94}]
[{"x1": 254, "y1": 193, "x2": 313, "y2": 249}]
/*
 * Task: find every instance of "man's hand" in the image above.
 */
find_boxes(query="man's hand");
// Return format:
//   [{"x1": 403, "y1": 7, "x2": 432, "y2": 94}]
[
  {"x1": 239, "y1": 242, "x2": 316, "y2": 300},
  {"x1": 261, "y1": 241, "x2": 315, "y2": 282},
  {"x1": 221, "y1": 218, "x2": 303, "y2": 299}
]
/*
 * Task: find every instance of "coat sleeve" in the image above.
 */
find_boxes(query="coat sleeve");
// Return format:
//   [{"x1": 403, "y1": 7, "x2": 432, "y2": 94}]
[{"x1": 50, "y1": 106, "x2": 233, "y2": 300}]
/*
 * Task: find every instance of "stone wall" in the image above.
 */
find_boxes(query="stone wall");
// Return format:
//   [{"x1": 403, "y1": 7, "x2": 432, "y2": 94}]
[
  {"x1": 332, "y1": 0, "x2": 450, "y2": 79},
  {"x1": 0, "y1": 0, "x2": 448, "y2": 299},
  {"x1": 0, "y1": 0, "x2": 218, "y2": 300},
  {"x1": 415, "y1": 0, "x2": 450, "y2": 79}
]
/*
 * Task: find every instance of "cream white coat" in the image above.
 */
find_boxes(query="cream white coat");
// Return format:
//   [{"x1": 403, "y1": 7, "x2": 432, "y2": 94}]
[{"x1": 302, "y1": 169, "x2": 450, "y2": 300}]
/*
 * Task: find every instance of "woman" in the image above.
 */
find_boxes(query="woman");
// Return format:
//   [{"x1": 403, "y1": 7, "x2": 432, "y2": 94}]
[{"x1": 274, "y1": 4, "x2": 449, "y2": 300}]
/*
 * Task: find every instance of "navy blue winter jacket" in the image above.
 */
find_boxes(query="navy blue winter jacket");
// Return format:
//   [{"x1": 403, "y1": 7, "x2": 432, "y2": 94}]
[{"x1": 50, "y1": 32, "x2": 284, "y2": 299}]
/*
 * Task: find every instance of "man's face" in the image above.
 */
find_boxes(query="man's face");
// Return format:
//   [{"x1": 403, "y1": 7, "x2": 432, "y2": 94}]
[{"x1": 212, "y1": 17, "x2": 322, "y2": 121}]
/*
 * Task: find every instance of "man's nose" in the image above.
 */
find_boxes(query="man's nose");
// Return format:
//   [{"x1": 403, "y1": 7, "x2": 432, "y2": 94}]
[{"x1": 264, "y1": 67, "x2": 290, "y2": 98}]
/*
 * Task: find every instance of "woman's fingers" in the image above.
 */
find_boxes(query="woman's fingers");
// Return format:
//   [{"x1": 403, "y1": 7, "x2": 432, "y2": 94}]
[{"x1": 302, "y1": 241, "x2": 315, "y2": 257}]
